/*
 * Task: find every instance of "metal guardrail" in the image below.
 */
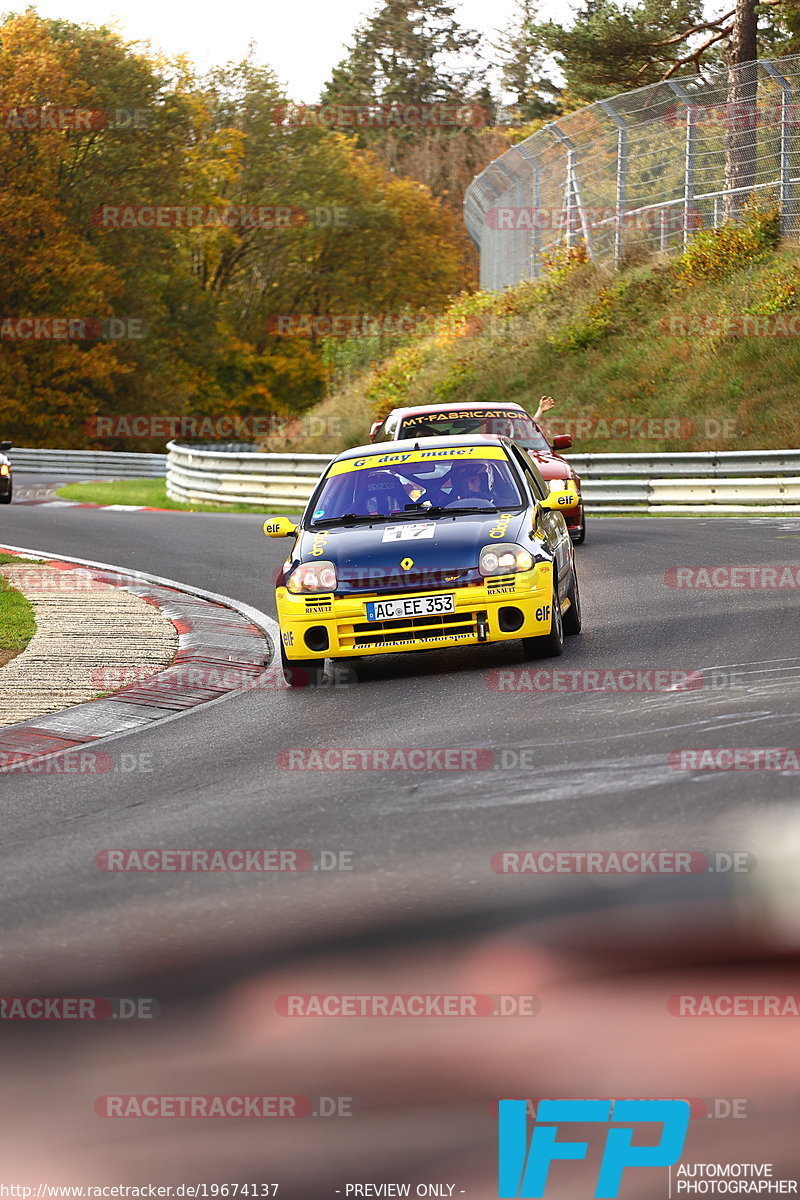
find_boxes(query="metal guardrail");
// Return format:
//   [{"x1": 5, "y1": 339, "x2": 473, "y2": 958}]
[
  {"x1": 166, "y1": 441, "x2": 332, "y2": 507},
  {"x1": 9, "y1": 448, "x2": 167, "y2": 477},
  {"x1": 568, "y1": 448, "x2": 800, "y2": 477},
  {"x1": 464, "y1": 56, "x2": 800, "y2": 289},
  {"x1": 166, "y1": 442, "x2": 800, "y2": 514}
]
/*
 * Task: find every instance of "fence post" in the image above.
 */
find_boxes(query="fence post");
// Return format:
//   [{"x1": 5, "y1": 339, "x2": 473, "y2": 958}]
[
  {"x1": 668, "y1": 81, "x2": 697, "y2": 247},
  {"x1": 550, "y1": 123, "x2": 594, "y2": 257},
  {"x1": 599, "y1": 100, "x2": 628, "y2": 268},
  {"x1": 762, "y1": 61, "x2": 794, "y2": 236},
  {"x1": 532, "y1": 164, "x2": 542, "y2": 276}
]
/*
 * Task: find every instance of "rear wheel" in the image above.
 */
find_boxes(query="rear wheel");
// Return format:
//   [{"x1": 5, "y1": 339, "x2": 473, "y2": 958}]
[
  {"x1": 563, "y1": 569, "x2": 582, "y2": 636},
  {"x1": 280, "y1": 643, "x2": 325, "y2": 688},
  {"x1": 522, "y1": 584, "x2": 564, "y2": 660}
]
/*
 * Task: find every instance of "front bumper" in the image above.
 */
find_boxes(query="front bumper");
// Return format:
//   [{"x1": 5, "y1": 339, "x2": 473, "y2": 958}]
[{"x1": 277, "y1": 564, "x2": 555, "y2": 661}]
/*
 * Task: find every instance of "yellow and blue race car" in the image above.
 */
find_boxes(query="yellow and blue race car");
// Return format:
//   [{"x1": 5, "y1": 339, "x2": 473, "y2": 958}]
[{"x1": 264, "y1": 435, "x2": 581, "y2": 686}]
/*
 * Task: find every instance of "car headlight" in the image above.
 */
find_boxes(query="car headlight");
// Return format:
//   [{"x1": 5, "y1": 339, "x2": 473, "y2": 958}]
[
  {"x1": 286, "y1": 560, "x2": 337, "y2": 594},
  {"x1": 0, "y1": 465, "x2": 8, "y2": 476},
  {"x1": 479, "y1": 542, "x2": 534, "y2": 576},
  {"x1": 548, "y1": 477, "x2": 571, "y2": 492}
]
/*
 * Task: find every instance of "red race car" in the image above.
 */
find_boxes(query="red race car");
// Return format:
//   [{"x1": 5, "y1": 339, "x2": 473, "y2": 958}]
[{"x1": 369, "y1": 402, "x2": 585, "y2": 543}]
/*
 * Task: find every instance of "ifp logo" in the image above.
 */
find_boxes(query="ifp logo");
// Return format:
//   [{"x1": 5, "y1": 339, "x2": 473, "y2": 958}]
[{"x1": 498, "y1": 1099, "x2": 690, "y2": 1197}]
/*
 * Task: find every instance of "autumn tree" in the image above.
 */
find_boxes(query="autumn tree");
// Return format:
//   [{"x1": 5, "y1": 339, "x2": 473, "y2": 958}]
[{"x1": 0, "y1": 14, "x2": 129, "y2": 445}]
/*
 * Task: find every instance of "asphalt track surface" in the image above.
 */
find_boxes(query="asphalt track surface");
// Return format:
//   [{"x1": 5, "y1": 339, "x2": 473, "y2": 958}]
[{"x1": 2, "y1": 474, "x2": 800, "y2": 986}]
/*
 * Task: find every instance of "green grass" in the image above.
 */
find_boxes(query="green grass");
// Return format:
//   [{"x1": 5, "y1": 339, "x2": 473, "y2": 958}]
[
  {"x1": 0, "y1": 564, "x2": 37, "y2": 662},
  {"x1": 55, "y1": 478, "x2": 297, "y2": 515}
]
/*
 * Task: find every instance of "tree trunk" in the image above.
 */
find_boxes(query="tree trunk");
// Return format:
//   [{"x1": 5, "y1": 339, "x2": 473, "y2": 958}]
[{"x1": 723, "y1": 0, "x2": 758, "y2": 220}]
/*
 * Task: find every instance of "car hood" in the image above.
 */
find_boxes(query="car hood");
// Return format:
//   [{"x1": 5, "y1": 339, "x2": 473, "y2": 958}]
[{"x1": 293, "y1": 511, "x2": 530, "y2": 594}]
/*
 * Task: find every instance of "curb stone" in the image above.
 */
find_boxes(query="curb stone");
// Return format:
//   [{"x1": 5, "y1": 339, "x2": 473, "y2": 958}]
[{"x1": 0, "y1": 545, "x2": 279, "y2": 773}]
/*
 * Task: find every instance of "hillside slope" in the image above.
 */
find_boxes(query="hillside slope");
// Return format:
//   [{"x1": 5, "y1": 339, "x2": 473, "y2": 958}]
[{"x1": 290, "y1": 205, "x2": 800, "y2": 455}]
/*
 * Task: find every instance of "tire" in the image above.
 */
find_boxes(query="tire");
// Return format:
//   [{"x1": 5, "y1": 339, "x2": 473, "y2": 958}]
[
  {"x1": 280, "y1": 643, "x2": 325, "y2": 688},
  {"x1": 0, "y1": 485, "x2": 11, "y2": 505},
  {"x1": 562, "y1": 568, "x2": 582, "y2": 636},
  {"x1": 522, "y1": 583, "x2": 564, "y2": 659},
  {"x1": 569, "y1": 505, "x2": 585, "y2": 544}
]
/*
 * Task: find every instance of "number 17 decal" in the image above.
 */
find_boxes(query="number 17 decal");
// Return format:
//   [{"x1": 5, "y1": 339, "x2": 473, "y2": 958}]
[{"x1": 382, "y1": 523, "x2": 436, "y2": 542}]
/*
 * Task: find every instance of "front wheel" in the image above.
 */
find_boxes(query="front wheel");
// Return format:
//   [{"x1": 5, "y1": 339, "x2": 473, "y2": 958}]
[
  {"x1": 280, "y1": 643, "x2": 325, "y2": 688},
  {"x1": 0, "y1": 485, "x2": 11, "y2": 505},
  {"x1": 562, "y1": 569, "x2": 582, "y2": 636},
  {"x1": 521, "y1": 585, "x2": 564, "y2": 660}
]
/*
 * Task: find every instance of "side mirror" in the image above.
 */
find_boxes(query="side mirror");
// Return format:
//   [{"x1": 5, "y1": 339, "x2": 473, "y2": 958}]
[
  {"x1": 551, "y1": 434, "x2": 572, "y2": 450},
  {"x1": 540, "y1": 487, "x2": 578, "y2": 511},
  {"x1": 263, "y1": 516, "x2": 297, "y2": 538},
  {"x1": 368, "y1": 421, "x2": 382, "y2": 443},
  {"x1": 0, "y1": 442, "x2": 11, "y2": 452}
]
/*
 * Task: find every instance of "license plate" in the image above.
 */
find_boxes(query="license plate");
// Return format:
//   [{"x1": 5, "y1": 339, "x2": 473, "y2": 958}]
[{"x1": 366, "y1": 593, "x2": 455, "y2": 622}]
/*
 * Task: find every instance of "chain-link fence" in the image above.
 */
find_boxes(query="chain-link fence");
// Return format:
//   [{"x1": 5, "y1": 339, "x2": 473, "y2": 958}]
[{"x1": 464, "y1": 57, "x2": 800, "y2": 290}]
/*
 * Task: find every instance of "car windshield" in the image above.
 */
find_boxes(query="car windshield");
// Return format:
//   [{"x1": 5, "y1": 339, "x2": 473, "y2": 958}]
[
  {"x1": 397, "y1": 408, "x2": 551, "y2": 452},
  {"x1": 308, "y1": 450, "x2": 524, "y2": 527}
]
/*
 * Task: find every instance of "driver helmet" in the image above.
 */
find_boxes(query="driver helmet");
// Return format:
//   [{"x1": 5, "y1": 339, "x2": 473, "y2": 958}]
[{"x1": 449, "y1": 460, "x2": 494, "y2": 497}]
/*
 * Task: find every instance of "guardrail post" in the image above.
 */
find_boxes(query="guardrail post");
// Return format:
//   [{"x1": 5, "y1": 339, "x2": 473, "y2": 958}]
[
  {"x1": 668, "y1": 81, "x2": 697, "y2": 247},
  {"x1": 762, "y1": 61, "x2": 795, "y2": 236}
]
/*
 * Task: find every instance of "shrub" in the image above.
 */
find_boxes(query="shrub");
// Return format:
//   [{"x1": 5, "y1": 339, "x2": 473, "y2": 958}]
[{"x1": 675, "y1": 199, "x2": 781, "y2": 284}]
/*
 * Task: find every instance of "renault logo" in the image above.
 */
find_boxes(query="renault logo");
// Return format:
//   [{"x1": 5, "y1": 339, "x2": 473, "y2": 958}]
[{"x1": 400, "y1": 557, "x2": 414, "y2": 570}]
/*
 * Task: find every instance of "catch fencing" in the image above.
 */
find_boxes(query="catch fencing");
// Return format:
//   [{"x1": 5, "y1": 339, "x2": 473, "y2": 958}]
[
  {"x1": 166, "y1": 443, "x2": 800, "y2": 514},
  {"x1": 464, "y1": 56, "x2": 800, "y2": 290}
]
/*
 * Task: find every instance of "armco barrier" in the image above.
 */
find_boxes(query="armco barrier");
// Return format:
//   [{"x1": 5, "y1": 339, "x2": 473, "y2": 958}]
[
  {"x1": 9, "y1": 448, "x2": 166, "y2": 478},
  {"x1": 166, "y1": 443, "x2": 800, "y2": 514},
  {"x1": 166, "y1": 441, "x2": 331, "y2": 507}
]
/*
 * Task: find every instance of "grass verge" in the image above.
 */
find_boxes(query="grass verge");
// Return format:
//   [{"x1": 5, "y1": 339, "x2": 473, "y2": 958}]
[
  {"x1": 55, "y1": 478, "x2": 290, "y2": 515},
  {"x1": 0, "y1": 559, "x2": 37, "y2": 667}
]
